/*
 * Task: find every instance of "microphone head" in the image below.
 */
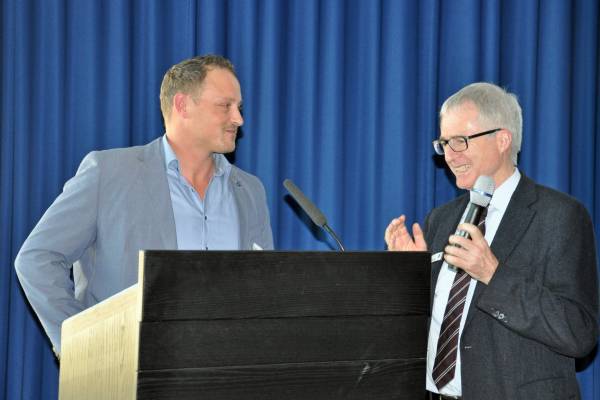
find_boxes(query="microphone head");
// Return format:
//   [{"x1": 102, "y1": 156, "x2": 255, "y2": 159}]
[
  {"x1": 470, "y1": 175, "x2": 495, "y2": 207},
  {"x1": 283, "y1": 179, "x2": 327, "y2": 227}
]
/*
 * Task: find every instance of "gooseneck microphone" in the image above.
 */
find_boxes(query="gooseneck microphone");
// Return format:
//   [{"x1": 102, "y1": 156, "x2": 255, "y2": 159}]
[
  {"x1": 283, "y1": 179, "x2": 345, "y2": 251},
  {"x1": 455, "y1": 175, "x2": 495, "y2": 239}
]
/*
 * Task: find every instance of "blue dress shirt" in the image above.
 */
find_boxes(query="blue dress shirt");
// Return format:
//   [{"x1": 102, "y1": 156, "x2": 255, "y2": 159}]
[{"x1": 162, "y1": 135, "x2": 240, "y2": 250}]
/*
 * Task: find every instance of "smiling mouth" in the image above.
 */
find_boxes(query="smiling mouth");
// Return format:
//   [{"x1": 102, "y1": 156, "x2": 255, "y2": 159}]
[{"x1": 452, "y1": 164, "x2": 471, "y2": 174}]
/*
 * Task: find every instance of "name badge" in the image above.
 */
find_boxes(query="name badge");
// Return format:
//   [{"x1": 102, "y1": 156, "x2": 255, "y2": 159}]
[{"x1": 431, "y1": 251, "x2": 444, "y2": 263}]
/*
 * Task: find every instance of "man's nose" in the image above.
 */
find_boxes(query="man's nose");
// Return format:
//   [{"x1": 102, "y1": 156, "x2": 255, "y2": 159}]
[
  {"x1": 444, "y1": 145, "x2": 459, "y2": 161},
  {"x1": 231, "y1": 108, "x2": 244, "y2": 126}
]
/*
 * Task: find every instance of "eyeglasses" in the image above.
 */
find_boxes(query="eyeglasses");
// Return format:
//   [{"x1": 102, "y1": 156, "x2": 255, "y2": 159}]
[{"x1": 432, "y1": 128, "x2": 501, "y2": 155}]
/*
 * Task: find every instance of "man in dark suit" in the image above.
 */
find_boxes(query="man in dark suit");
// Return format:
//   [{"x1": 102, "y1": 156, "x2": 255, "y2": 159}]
[{"x1": 385, "y1": 82, "x2": 598, "y2": 399}]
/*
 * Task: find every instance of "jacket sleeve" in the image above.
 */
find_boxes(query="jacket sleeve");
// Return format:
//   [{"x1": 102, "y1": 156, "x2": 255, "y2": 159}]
[
  {"x1": 477, "y1": 200, "x2": 599, "y2": 358},
  {"x1": 15, "y1": 151, "x2": 100, "y2": 354}
]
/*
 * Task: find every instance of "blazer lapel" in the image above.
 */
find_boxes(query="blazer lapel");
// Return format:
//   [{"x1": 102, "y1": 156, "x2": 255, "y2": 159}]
[
  {"x1": 229, "y1": 167, "x2": 249, "y2": 249},
  {"x1": 138, "y1": 138, "x2": 177, "y2": 249},
  {"x1": 430, "y1": 196, "x2": 469, "y2": 304}
]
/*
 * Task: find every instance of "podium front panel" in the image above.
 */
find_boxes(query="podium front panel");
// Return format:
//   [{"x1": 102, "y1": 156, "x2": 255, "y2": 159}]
[{"x1": 136, "y1": 251, "x2": 430, "y2": 400}]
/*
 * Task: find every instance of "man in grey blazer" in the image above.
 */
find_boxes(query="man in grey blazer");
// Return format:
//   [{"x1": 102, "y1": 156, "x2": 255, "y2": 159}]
[
  {"x1": 15, "y1": 55, "x2": 274, "y2": 356},
  {"x1": 385, "y1": 82, "x2": 598, "y2": 399}
]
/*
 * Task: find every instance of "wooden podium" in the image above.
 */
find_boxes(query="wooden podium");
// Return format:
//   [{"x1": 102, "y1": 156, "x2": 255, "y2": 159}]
[{"x1": 59, "y1": 251, "x2": 430, "y2": 399}]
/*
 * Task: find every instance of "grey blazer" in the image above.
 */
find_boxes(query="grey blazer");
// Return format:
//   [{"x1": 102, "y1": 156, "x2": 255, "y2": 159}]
[
  {"x1": 15, "y1": 138, "x2": 274, "y2": 352},
  {"x1": 425, "y1": 174, "x2": 598, "y2": 399}
]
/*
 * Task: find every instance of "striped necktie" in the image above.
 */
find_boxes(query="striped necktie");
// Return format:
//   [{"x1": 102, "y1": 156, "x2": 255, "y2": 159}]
[{"x1": 431, "y1": 207, "x2": 487, "y2": 390}]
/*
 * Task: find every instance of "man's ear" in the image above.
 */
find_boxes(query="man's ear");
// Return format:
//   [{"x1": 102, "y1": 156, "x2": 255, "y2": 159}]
[
  {"x1": 173, "y1": 93, "x2": 188, "y2": 118},
  {"x1": 497, "y1": 129, "x2": 513, "y2": 153}
]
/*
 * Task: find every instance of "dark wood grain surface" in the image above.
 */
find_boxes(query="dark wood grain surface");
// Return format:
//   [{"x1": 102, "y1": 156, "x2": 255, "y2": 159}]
[
  {"x1": 137, "y1": 359, "x2": 425, "y2": 400},
  {"x1": 137, "y1": 251, "x2": 430, "y2": 399},
  {"x1": 141, "y1": 251, "x2": 430, "y2": 321},
  {"x1": 139, "y1": 315, "x2": 427, "y2": 370}
]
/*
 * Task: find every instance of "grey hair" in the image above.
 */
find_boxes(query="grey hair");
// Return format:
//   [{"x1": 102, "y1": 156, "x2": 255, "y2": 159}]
[
  {"x1": 440, "y1": 82, "x2": 522, "y2": 165},
  {"x1": 159, "y1": 54, "x2": 236, "y2": 122}
]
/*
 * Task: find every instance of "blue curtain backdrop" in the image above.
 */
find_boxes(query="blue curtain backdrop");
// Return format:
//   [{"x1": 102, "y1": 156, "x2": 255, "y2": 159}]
[{"x1": 2, "y1": 0, "x2": 599, "y2": 398}]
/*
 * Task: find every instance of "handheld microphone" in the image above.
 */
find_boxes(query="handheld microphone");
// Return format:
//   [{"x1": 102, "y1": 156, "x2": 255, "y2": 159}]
[
  {"x1": 283, "y1": 179, "x2": 345, "y2": 251},
  {"x1": 456, "y1": 175, "x2": 495, "y2": 239},
  {"x1": 446, "y1": 175, "x2": 494, "y2": 272}
]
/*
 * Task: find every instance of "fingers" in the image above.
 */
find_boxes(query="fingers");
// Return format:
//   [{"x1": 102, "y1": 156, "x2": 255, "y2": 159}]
[
  {"x1": 447, "y1": 234, "x2": 472, "y2": 249},
  {"x1": 457, "y1": 223, "x2": 483, "y2": 240},
  {"x1": 444, "y1": 223, "x2": 498, "y2": 284},
  {"x1": 412, "y1": 223, "x2": 428, "y2": 251},
  {"x1": 385, "y1": 215, "x2": 406, "y2": 247},
  {"x1": 385, "y1": 215, "x2": 404, "y2": 250},
  {"x1": 444, "y1": 242, "x2": 469, "y2": 260},
  {"x1": 446, "y1": 223, "x2": 484, "y2": 258},
  {"x1": 385, "y1": 215, "x2": 427, "y2": 251}
]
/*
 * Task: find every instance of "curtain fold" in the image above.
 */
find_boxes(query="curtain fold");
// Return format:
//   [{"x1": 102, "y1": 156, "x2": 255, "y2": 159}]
[{"x1": 2, "y1": 1, "x2": 598, "y2": 398}]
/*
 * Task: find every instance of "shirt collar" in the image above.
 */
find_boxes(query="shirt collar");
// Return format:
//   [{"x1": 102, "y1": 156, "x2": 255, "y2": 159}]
[
  {"x1": 162, "y1": 134, "x2": 179, "y2": 171},
  {"x1": 162, "y1": 134, "x2": 231, "y2": 177},
  {"x1": 488, "y1": 168, "x2": 521, "y2": 214},
  {"x1": 212, "y1": 152, "x2": 230, "y2": 177}
]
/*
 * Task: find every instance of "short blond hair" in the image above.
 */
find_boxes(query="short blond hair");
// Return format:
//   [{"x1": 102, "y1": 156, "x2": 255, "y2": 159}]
[{"x1": 159, "y1": 55, "x2": 236, "y2": 121}]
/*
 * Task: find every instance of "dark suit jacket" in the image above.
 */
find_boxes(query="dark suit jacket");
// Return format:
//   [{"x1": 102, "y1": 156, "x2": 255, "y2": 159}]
[{"x1": 424, "y1": 174, "x2": 598, "y2": 400}]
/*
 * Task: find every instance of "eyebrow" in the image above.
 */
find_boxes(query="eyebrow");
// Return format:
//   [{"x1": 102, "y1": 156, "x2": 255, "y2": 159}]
[
  {"x1": 214, "y1": 96, "x2": 242, "y2": 104},
  {"x1": 438, "y1": 134, "x2": 464, "y2": 141}
]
